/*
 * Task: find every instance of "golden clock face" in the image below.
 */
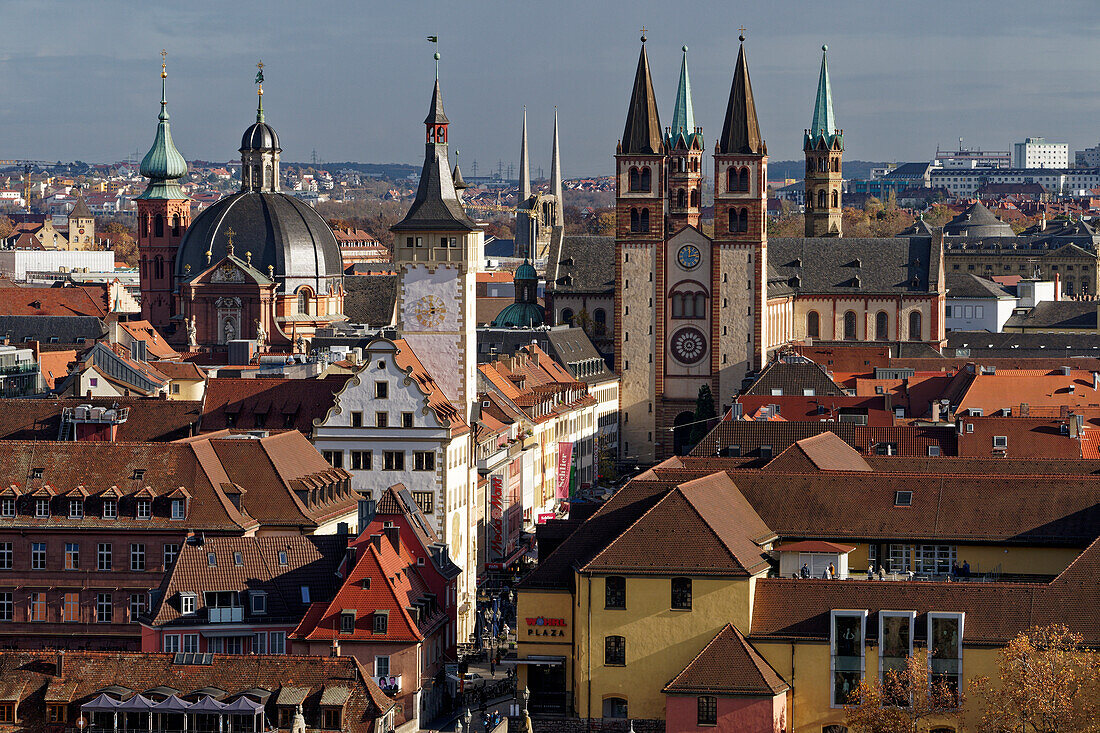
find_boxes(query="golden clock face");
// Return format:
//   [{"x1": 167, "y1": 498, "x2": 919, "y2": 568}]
[{"x1": 412, "y1": 295, "x2": 447, "y2": 328}]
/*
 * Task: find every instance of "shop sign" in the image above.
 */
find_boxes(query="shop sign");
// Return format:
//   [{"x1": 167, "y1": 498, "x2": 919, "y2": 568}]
[{"x1": 525, "y1": 616, "x2": 567, "y2": 637}]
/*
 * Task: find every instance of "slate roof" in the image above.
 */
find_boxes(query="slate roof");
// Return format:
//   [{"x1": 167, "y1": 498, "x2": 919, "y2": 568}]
[
  {"x1": 343, "y1": 275, "x2": 397, "y2": 327},
  {"x1": 620, "y1": 41, "x2": 663, "y2": 155},
  {"x1": 0, "y1": 397, "x2": 201, "y2": 441},
  {"x1": 663, "y1": 624, "x2": 788, "y2": 696},
  {"x1": 148, "y1": 534, "x2": 347, "y2": 626},
  {"x1": 0, "y1": 315, "x2": 107, "y2": 346},
  {"x1": 0, "y1": 650, "x2": 391, "y2": 731},
  {"x1": 1003, "y1": 301, "x2": 1097, "y2": 330},
  {"x1": 946, "y1": 272, "x2": 1015, "y2": 299},
  {"x1": 768, "y1": 237, "x2": 939, "y2": 296},
  {"x1": 883, "y1": 162, "x2": 934, "y2": 179},
  {"x1": 943, "y1": 238, "x2": 1093, "y2": 258},
  {"x1": 546, "y1": 236, "x2": 615, "y2": 295},
  {"x1": 717, "y1": 42, "x2": 765, "y2": 156},
  {"x1": 943, "y1": 201, "x2": 1016, "y2": 237},
  {"x1": 741, "y1": 360, "x2": 846, "y2": 396},
  {"x1": 201, "y1": 376, "x2": 352, "y2": 434},
  {"x1": 944, "y1": 331, "x2": 1100, "y2": 358},
  {"x1": 545, "y1": 328, "x2": 615, "y2": 385}
]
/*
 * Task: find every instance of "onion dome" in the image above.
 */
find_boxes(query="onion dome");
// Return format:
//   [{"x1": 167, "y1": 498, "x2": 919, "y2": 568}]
[
  {"x1": 137, "y1": 56, "x2": 188, "y2": 200},
  {"x1": 492, "y1": 259, "x2": 544, "y2": 327}
]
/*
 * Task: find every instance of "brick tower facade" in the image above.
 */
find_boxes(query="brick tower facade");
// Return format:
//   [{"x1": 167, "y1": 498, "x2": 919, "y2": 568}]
[{"x1": 804, "y1": 44, "x2": 843, "y2": 237}]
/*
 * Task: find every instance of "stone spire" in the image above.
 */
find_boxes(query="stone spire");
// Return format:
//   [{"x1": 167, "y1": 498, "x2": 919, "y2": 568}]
[
  {"x1": 718, "y1": 36, "x2": 765, "y2": 155},
  {"x1": 550, "y1": 108, "x2": 564, "y2": 227},
  {"x1": 138, "y1": 52, "x2": 188, "y2": 200},
  {"x1": 519, "y1": 107, "x2": 531, "y2": 202},
  {"x1": 393, "y1": 52, "x2": 476, "y2": 232},
  {"x1": 620, "y1": 32, "x2": 663, "y2": 155},
  {"x1": 668, "y1": 45, "x2": 696, "y2": 145}
]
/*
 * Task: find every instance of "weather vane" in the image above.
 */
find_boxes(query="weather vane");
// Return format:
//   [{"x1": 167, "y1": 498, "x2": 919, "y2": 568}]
[
  {"x1": 161, "y1": 49, "x2": 167, "y2": 78},
  {"x1": 255, "y1": 61, "x2": 264, "y2": 95}
]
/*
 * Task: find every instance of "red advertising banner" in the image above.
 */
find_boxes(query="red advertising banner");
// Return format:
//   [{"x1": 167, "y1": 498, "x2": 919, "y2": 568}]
[
  {"x1": 490, "y1": 475, "x2": 504, "y2": 557},
  {"x1": 556, "y1": 442, "x2": 574, "y2": 500},
  {"x1": 537, "y1": 512, "x2": 556, "y2": 524}
]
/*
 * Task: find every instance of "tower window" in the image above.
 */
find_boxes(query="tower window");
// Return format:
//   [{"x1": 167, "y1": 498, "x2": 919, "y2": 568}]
[
  {"x1": 807, "y1": 311, "x2": 820, "y2": 339},
  {"x1": 171, "y1": 214, "x2": 181, "y2": 236},
  {"x1": 640, "y1": 208, "x2": 650, "y2": 233},
  {"x1": 818, "y1": 189, "x2": 827, "y2": 208},
  {"x1": 690, "y1": 189, "x2": 700, "y2": 207},
  {"x1": 876, "y1": 311, "x2": 889, "y2": 341},
  {"x1": 154, "y1": 214, "x2": 164, "y2": 238},
  {"x1": 844, "y1": 310, "x2": 857, "y2": 341},
  {"x1": 297, "y1": 290, "x2": 309, "y2": 314},
  {"x1": 739, "y1": 167, "x2": 749, "y2": 192},
  {"x1": 639, "y1": 167, "x2": 651, "y2": 192},
  {"x1": 677, "y1": 189, "x2": 686, "y2": 208},
  {"x1": 738, "y1": 208, "x2": 749, "y2": 233},
  {"x1": 628, "y1": 167, "x2": 640, "y2": 192},
  {"x1": 832, "y1": 189, "x2": 839, "y2": 208},
  {"x1": 630, "y1": 208, "x2": 639, "y2": 232}
]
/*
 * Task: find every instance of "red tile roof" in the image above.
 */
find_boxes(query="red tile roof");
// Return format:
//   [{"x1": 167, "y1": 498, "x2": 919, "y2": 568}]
[
  {"x1": 0, "y1": 396, "x2": 201, "y2": 441},
  {"x1": 663, "y1": 624, "x2": 788, "y2": 696},
  {"x1": 0, "y1": 285, "x2": 106, "y2": 317},
  {"x1": 765, "y1": 433, "x2": 872, "y2": 472},
  {"x1": 201, "y1": 376, "x2": 352, "y2": 434},
  {"x1": 117, "y1": 320, "x2": 180, "y2": 360}
]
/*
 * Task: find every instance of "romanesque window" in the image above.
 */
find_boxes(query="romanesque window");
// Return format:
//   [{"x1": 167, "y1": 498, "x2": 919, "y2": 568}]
[
  {"x1": 832, "y1": 190, "x2": 839, "y2": 207},
  {"x1": 739, "y1": 167, "x2": 750, "y2": 192},
  {"x1": 677, "y1": 189, "x2": 686, "y2": 208},
  {"x1": 728, "y1": 208, "x2": 737, "y2": 234},
  {"x1": 832, "y1": 158, "x2": 841, "y2": 173},
  {"x1": 593, "y1": 309, "x2": 606, "y2": 336},
  {"x1": 844, "y1": 311, "x2": 857, "y2": 341},
  {"x1": 628, "y1": 167, "x2": 641, "y2": 192},
  {"x1": 909, "y1": 311, "x2": 923, "y2": 341},
  {"x1": 639, "y1": 167, "x2": 651, "y2": 192},
  {"x1": 818, "y1": 157, "x2": 827, "y2": 173},
  {"x1": 171, "y1": 215, "x2": 181, "y2": 237},
  {"x1": 154, "y1": 214, "x2": 164, "y2": 238},
  {"x1": 875, "y1": 311, "x2": 889, "y2": 341},
  {"x1": 671, "y1": 291, "x2": 707, "y2": 320},
  {"x1": 818, "y1": 189, "x2": 827, "y2": 208},
  {"x1": 690, "y1": 189, "x2": 700, "y2": 207},
  {"x1": 807, "y1": 311, "x2": 820, "y2": 339},
  {"x1": 738, "y1": 208, "x2": 749, "y2": 233},
  {"x1": 297, "y1": 290, "x2": 310, "y2": 314},
  {"x1": 560, "y1": 308, "x2": 574, "y2": 326},
  {"x1": 630, "y1": 208, "x2": 640, "y2": 233},
  {"x1": 640, "y1": 208, "x2": 650, "y2": 233}
]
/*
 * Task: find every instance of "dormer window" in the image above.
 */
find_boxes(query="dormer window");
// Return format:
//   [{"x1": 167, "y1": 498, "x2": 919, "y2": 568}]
[
  {"x1": 373, "y1": 611, "x2": 388, "y2": 635},
  {"x1": 131, "y1": 469, "x2": 145, "y2": 481},
  {"x1": 340, "y1": 610, "x2": 356, "y2": 634},
  {"x1": 102, "y1": 499, "x2": 117, "y2": 520},
  {"x1": 31, "y1": 468, "x2": 43, "y2": 480},
  {"x1": 35, "y1": 498, "x2": 49, "y2": 519},
  {"x1": 171, "y1": 499, "x2": 186, "y2": 521},
  {"x1": 136, "y1": 499, "x2": 151, "y2": 520},
  {"x1": 69, "y1": 500, "x2": 83, "y2": 519},
  {"x1": 0, "y1": 498, "x2": 13, "y2": 518},
  {"x1": 251, "y1": 591, "x2": 267, "y2": 615},
  {"x1": 180, "y1": 593, "x2": 196, "y2": 616},
  {"x1": 894, "y1": 491, "x2": 913, "y2": 507}
]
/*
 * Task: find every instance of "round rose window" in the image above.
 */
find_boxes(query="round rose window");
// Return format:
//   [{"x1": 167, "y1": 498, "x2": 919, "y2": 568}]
[{"x1": 671, "y1": 327, "x2": 707, "y2": 365}]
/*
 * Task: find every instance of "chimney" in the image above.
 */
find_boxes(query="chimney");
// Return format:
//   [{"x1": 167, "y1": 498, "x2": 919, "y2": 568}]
[
  {"x1": 56, "y1": 650, "x2": 64, "y2": 677},
  {"x1": 1092, "y1": 372, "x2": 1099, "y2": 391},
  {"x1": 1069, "y1": 414, "x2": 1080, "y2": 439},
  {"x1": 930, "y1": 401, "x2": 941, "y2": 423},
  {"x1": 1061, "y1": 365, "x2": 1072, "y2": 376},
  {"x1": 369, "y1": 534, "x2": 382, "y2": 552},
  {"x1": 384, "y1": 525, "x2": 400, "y2": 552},
  {"x1": 330, "y1": 639, "x2": 341, "y2": 657},
  {"x1": 1020, "y1": 402, "x2": 1030, "y2": 417}
]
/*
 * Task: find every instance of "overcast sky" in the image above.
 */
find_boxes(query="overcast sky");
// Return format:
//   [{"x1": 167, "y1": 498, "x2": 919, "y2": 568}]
[{"x1": 3, "y1": 0, "x2": 1099, "y2": 177}]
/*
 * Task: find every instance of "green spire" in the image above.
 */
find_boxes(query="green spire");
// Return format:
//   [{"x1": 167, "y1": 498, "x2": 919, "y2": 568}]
[
  {"x1": 809, "y1": 44, "x2": 836, "y2": 141},
  {"x1": 668, "y1": 45, "x2": 696, "y2": 146},
  {"x1": 137, "y1": 53, "x2": 188, "y2": 201}
]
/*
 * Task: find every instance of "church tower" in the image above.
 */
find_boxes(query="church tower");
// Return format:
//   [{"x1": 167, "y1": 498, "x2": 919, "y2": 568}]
[
  {"x1": 665, "y1": 46, "x2": 703, "y2": 231},
  {"x1": 136, "y1": 54, "x2": 190, "y2": 331},
  {"x1": 804, "y1": 44, "x2": 843, "y2": 237},
  {"x1": 714, "y1": 33, "x2": 768, "y2": 392},
  {"x1": 391, "y1": 53, "x2": 481, "y2": 423},
  {"x1": 67, "y1": 191, "x2": 95, "y2": 250},
  {"x1": 615, "y1": 32, "x2": 666, "y2": 463}
]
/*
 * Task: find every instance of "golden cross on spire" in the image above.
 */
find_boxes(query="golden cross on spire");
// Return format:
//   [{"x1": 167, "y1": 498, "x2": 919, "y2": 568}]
[
  {"x1": 640, "y1": 26, "x2": 647, "y2": 42},
  {"x1": 224, "y1": 226, "x2": 236, "y2": 255},
  {"x1": 161, "y1": 49, "x2": 167, "y2": 78},
  {"x1": 739, "y1": 26, "x2": 747, "y2": 42}
]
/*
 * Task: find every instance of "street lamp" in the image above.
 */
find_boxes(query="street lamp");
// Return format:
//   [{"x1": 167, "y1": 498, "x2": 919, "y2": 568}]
[{"x1": 520, "y1": 686, "x2": 530, "y2": 714}]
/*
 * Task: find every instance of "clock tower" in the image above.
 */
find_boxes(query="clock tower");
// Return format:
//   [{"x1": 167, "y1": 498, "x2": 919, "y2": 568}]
[{"x1": 392, "y1": 54, "x2": 481, "y2": 422}]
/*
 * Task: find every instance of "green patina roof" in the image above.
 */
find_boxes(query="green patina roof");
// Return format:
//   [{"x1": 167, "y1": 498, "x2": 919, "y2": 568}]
[
  {"x1": 514, "y1": 260, "x2": 537, "y2": 281},
  {"x1": 666, "y1": 46, "x2": 700, "y2": 149},
  {"x1": 492, "y1": 302, "x2": 544, "y2": 328},
  {"x1": 137, "y1": 73, "x2": 189, "y2": 201},
  {"x1": 805, "y1": 45, "x2": 842, "y2": 150}
]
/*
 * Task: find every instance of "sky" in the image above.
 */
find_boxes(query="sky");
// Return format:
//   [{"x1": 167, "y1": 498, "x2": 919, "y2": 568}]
[{"x1": 3, "y1": 0, "x2": 1100, "y2": 178}]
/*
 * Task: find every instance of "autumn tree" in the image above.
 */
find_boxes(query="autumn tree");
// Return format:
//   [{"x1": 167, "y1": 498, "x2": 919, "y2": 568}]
[
  {"x1": 845, "y1": 650, "x2": 963, "y2": 733},
  {"x1": 923, "y1": 203, "x2": 954, "y2": 228},
  {"x1": 101, "y1": 221, "x2": 137, "y2": 266},
  {"x1": 0, "y1": 215, "x2": 12, "y2": 240},
  {"x1": 971, "y1": 624, "x2": 1100, "y2": 733}
]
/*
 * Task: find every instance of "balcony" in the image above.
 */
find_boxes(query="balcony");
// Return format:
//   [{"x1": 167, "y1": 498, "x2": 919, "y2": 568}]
[
  {"x1": 208, "y1": 606, "x2": 243, "y2": 623},
  {"x1": 477, "y1": 447, "x2": 508, "y2": 472},
  {"x1": 0, "y1": 363, "x2": 38, "y2": 376}
]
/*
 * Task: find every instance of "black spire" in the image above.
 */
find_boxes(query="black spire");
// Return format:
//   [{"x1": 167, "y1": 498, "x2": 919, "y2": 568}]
[
  {"x1": 718, "y1": 40, "x2": 765, "y2": 155},
  {"x1": 620, "y1": 35, "x2": 663, "y2": 155}
]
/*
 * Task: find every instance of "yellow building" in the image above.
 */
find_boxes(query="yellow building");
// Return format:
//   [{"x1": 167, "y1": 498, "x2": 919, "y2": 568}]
[{"x1": 516, "y1": 434, "x2": 1100, "y2": 733}]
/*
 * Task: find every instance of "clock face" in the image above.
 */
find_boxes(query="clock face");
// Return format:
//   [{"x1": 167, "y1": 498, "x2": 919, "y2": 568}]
[
  {"x1": 677, "y1": 244, "x2": 701, "y2": 270},
  {"x1": 412, "y1": 295, "x2": 447, "y2": 328},
  {"x1": 671, "y1": 326, "x2": 707, "y2": 365}
]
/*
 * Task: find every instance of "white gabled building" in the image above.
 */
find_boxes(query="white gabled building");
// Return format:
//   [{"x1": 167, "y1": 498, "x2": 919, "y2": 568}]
[{"x1": 312, "y1": 337, "x2": 477, "y2": 641}]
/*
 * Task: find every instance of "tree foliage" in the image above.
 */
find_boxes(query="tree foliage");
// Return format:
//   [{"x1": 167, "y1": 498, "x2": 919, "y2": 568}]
[
  {"x1": 0, "y1": 215, "x2": 12, "y2": 240},
  {"x1": 101, "y1": 221, "x2": 137, "y2": 266},
  {"x1": 689, "y1": 384, "x2": 717, "y2": 445},
  {"x1": 971, "y1": 624, "x2": 1100, "y2": 733},
  {"x1": 845, "y1": 650, "x2": 963, "y2": 733}
]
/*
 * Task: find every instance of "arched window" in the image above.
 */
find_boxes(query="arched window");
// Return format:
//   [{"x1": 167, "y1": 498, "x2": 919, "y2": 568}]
[
  {"x1": 140, "y1": 213, "x2": 149, "y2": 237},
  {"x1": 297, "y1": 290, "x2": 310, "y2": 315},
  {"x1": 728, "y1": 208, "x2": 737, "y2": 234},
  {"x1": 831, "y1": 190, "x2": 839, "y2": 208},
  {"x1": 154, "y1": 256, "x2": 164, "y2": 280},
  {"x1": 807, "y1": 311, "x2": 820, "y2": 339},
  {"x1": 817, "y1": 189, "x2": 827, "y2": 208},
  {"x1": 602, "y1": 697, "x2": 628, "y2": 719},
  {"x1": 726, "y1": 167, "x2": 735, "y2": 192},
  {"x1": 694, "y1": 293, "x2": 706, "y2": 317},
  {"x1": 154, "y1": 214, "x2": 164, "y2": 238},
  {"x1": 690, "y1": 189, "x2": 700, "y2": 207},
  {"x1": 628, "y1": 167, "x2": 640, "y2": 192},
  {"x1": 640, "y1": 208, "x2": 650, "y2": 233},
  {"x1": 593, "y1": 308, "x2": 606, "y2": 336},
  {"x1": 832, "y1": 158, "x2": 841, "y2": 172},
  {"x1": 806, "y1": 158, "x2": 813, "y2": 176},
  {"x1": 561, "y1": 308, "x2": 574, "y2": 326},
  {"x1": 818, "y1": 157, "x2": 827, "y2": 173},
  {"x1": 844, "y1": 310, "x2": 857, "y2": 341},
  {"x1": 909, "y1": 311, "x2": 922, "y2": 341},
  {"x1": 671, "y1": 294, "x2": 683, "y2": 318},
  {"x1": 639, "y1": 167, "x2": 651, "y2": 192},
  {"x1": 171, "y1": 214, "x2": 180, "y2": 236},
  {"x1": 738, "y1": 208, "x2": 749, "y2": 233},
  {"x1": 677, "y1": 189, "x2": 686, "y2": 208},
  {"x1": 875, "y1": 311, "x2": 889, "y2": 341},
  {"x1": 738, "y1": 167, "x2": 750, "y2": 192},
  {"x1": 630, "y1": 208, "x2": 639, "y2": 233}
]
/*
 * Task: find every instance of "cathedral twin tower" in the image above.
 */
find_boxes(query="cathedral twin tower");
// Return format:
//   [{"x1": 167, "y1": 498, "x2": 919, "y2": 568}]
[{"x1": 614, "y1": 34, "x2": 842, "y2": 462}]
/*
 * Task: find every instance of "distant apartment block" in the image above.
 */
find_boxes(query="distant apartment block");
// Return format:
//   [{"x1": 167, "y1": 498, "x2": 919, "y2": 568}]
[{"x1": 1013, "y1": 137, "x2": 1068, "y2": 168}]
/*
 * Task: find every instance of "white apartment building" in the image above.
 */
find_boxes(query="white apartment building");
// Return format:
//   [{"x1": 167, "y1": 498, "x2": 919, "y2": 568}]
[
  {"x1": 930, "y1": 168, "x2": 1100, "y2": 197},
  {"x1": 1013, "y1": 137, "x2": 1068, "y2": 169},
  {"x1": 311, "y1": 337, "x2": 478, "y2": 641}
]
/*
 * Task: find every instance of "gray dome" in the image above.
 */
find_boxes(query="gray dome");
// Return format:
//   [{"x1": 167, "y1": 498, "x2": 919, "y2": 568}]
[
  {"x1": 241, "y1": 121, "x2": 280, "y2": 151},
  {"x1": 175, "y1": 191, "x2": 343, "y2": 285},
  {"x1": 944, "y1": 201, "x2": 1015, "y2": 238}
]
